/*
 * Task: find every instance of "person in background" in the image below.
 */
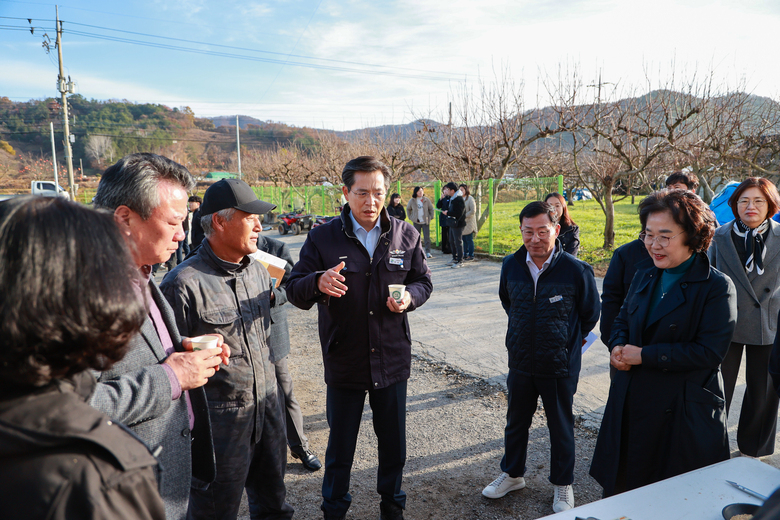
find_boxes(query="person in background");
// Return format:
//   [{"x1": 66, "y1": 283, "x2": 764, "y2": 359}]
[
  {"x1": 708, "y1": 177, "x2": 780, "y2": 457},
  {"x1": 483, "y1": 201, "x2": 600, "y2": 513},
  {"x1": 256, "y1": 231, "x2": 323, "y2": 472},
  {"x1": 590, "y1": 189, "x2": 737, "y2": 497},
  {"x1": 437, "y1": 187, "x2": 451, "y2": 254},
  {"x1": 460, "y1": 184, "x2": 477, "y2": 261},
  {"x1": 544, "y1": 192, "x2": 579, "y2": 256},
  {"x1": 185, "y1": 194, "x2": 202, "y2": 255},
  {"x1": 91, "y1": 153, "x2": 226, "y2": 520},
  {"x1": 190, "y1": 194, "x2": 205, "y2": 250},
  {"x1": 665, "y1": 171, "x2": 699, "y2": 192},
  {"x1": 0, "y1": 196, "x2": 166, "y2": 520},
  {"x1": 442, "y1": 182, "x2": 466, "y2": 268},
  {"x1": 407, "y1": 186, "x2": 434, "y2": 259},
  {"x1": 387, "y1": 193, "x2": 406, "y2": 221}
]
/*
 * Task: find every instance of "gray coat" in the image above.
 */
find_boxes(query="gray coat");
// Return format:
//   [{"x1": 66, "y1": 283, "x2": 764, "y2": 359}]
[
  {"x1": 257, "y1": 234, "x2": 294, "y2": 363},
  {"x1": 709, "y1": 218, "x2": 780, "y2": 345},
  {"x1": 89, "y1": 280, "x2": 215, "y2": 520}
]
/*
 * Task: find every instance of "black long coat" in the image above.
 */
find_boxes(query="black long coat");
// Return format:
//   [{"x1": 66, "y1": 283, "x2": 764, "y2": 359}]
[{"x1": 590, "y1": 252, "x2": 737, "y2": 496}]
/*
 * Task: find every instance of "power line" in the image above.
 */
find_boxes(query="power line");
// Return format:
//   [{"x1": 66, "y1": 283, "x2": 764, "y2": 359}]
[{"x1": 0, "y1": 17, "x2": 468, "y2": 82}]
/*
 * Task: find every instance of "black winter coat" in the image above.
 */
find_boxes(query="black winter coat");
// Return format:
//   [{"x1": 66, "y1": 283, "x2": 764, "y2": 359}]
[
  {"x1": 387, "y1": 203, "x2": 406, "y2": 221},
  {"x1": 436, "y1": 195, "x2": 450, "y2": 227},
  {"x1": 0, "y1": 372, "x2": 166, "y2": 520},
  {"x1": 447, "y1": 195, "x2": 466, "y2": 228},
  {"x1": 557, "y1": 223, "x2": 580, "y2": 256},
  {"x1": 190, "y1": 208, "x2": 204, "y2": 249},
  {"x1": 590, "y1": 252, "x2": 737, "y2": 496},
  {"x1": 599, "y1": 238, "x2": 652, "y2": 341},
  {"x1": 498, "y1": 244, "x2": 600, "y2": 378},
  {"x1": 257, "y1": 234, "x2": 294, "y2": 362},
  {"x1": 286, "y1": 204, "x2": 433, "y2": 390}
]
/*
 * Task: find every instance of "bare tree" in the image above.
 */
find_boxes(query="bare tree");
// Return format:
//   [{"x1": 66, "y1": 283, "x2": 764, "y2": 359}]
[{"x1": 84, "y1": 135, "x2": 114, "y2": 167}]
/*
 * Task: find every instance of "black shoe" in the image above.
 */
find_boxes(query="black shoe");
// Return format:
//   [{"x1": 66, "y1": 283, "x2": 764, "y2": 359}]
[
  {"x1": 379, "y1": 501, "x2": 404, "y2": 520},
  {"x1": 291, "y1": 448, "x2": 322, "y2": 471}
]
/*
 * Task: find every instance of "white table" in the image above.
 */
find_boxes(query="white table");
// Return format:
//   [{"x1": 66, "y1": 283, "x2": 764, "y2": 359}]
[{"x1": 542, "y1": 457, "x2": 779, "y2": 520}]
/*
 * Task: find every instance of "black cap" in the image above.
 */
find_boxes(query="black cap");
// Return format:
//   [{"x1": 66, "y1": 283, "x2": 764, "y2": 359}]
[{"x1": 201, "y1": 179, "x2": 276, "y2": 215}]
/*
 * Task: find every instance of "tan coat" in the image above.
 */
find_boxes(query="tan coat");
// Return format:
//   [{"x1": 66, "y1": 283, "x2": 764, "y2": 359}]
[
  {"x1": 462, "y1": 195, "x2": 478, "y2": 235},
  {"x1": 406, "y1": 196, "x2": 435, "y2": 225}
]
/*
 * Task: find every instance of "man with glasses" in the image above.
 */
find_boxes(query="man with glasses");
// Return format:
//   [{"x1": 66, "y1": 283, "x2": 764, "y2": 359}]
[
  {"x1": 483, "y1": 200, "x2": 599, "y2": 514},
  {"x1": 286, "y1": 156, "x2": 433, "y2": 520}
]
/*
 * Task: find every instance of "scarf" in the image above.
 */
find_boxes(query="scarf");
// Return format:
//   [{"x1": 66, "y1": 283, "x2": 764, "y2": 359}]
[{"x1": 733, "y1": 219, "x2": 769, "y2": 275}]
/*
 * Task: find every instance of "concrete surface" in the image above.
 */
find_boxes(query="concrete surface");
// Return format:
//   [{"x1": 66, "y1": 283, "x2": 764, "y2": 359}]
[{"x1": 247, "y1": 230, "x2": 780, "y2": 465}]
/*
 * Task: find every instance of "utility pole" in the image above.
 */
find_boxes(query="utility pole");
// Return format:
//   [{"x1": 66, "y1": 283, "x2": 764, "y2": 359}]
[
  {"x1": 50, "y1": 122, "x2": 60, "y2": 193},
  {"x1": 236, "y1": 115, "x2": 242, "y2": 179},
  {"x1": 587, "y1": 70, "x2": 614, "y2": 153},
  {"x1": 55, "y1": 6, "x2": 76, "y2": 199}
]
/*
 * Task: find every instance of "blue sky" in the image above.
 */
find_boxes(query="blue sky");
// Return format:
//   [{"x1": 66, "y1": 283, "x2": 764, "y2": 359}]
[{"x1": 2, "y1": 0, "x2": 780, "y2": 130}]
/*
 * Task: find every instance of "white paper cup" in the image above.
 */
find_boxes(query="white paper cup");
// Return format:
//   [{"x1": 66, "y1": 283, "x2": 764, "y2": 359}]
[
  {"x1": 389, "y1": 284, "x2": 406, "y2": 303},
  {"x1": 190, "y1": 335, "x2": 219, "y2": 351}
]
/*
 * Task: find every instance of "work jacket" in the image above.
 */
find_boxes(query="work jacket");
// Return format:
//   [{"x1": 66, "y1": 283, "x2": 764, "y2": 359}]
[
  {"x1": 499, "y1": 243, "x2": 600, "y2": 378},
  {"x1": 286, "y1": 204, "x2": 433, "y2": 390}
]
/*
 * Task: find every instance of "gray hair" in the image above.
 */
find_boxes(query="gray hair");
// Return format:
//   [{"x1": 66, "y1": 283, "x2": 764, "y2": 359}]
[
  {"x1": 342, "y1": 156, "x2": 391, "y2": 191},
  {"x1": 201, "y1": 208, "x2": 236, "y2": 238},
  {"x1": 94, "y1": 153, "x2": 195, "y2": 219}
]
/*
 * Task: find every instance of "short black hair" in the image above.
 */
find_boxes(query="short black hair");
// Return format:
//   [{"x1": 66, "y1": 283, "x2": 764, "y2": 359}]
[
  {"x1": 0, "y1": 197, "x2": 146, "y2": 389},
  {"x1": 444, "y1": 182, "x2": 458, "y2": 191},
  {"x1": 519, "y1": 201, "x2": 559, "y2": 226},
  {"x1": 342, "y1": 156, "x2": 391, "y2": 190},
  {"x1": 639, "y1": 188, "x2": 715, "y2": 252},
  {"x1": 665, "y1": 171, "x2": 699, "y2": 191},
  {"x1": 188, "y1": 194, "x2": 203, "y2": 203}
]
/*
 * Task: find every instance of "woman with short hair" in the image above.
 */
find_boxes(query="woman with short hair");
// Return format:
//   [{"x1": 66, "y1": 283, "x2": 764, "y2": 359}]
[
  {"x1": 545, "y1": 192, "x2": 579, "y2": 256},
  {"x1": 0, "y1": 197, "x2": 166, "y2": 520},
  {"x1": 708, "y1": 176, "x2": 780, "y2": 457},
  {"x1": 590, "y1": 189, "x2": 737, "y2": 497}
]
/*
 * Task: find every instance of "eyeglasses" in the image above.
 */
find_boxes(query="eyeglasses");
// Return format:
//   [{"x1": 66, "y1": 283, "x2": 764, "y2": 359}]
[
  {"x1": 521, "y1": 229, "x2": 552, "y2": 240},
  {"x1": 737, "y1": 198, "x2": 767, "y2": 208},
  {"x1": 349, "y1": 189, "x2": 386, "y2": 201},
  {"x1": 639, "y1": 231, "x2": 684, "y2": 247}
]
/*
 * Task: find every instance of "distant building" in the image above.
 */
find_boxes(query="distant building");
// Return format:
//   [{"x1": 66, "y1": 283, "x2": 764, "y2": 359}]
[{"x1": 206, "y1": 171, "x2": 237, "y2": 180}]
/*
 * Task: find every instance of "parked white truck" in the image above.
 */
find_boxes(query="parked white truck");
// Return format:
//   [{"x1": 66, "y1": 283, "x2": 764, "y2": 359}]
[{"x1": 0, "y1": 181, "x2": 70, "y2": 201}]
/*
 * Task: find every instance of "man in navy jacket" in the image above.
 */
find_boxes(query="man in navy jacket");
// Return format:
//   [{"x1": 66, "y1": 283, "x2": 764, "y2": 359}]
[
  {"x1": 482, "y1": 201, "x2": 600, "y2": 514},
  {"x1": 286, "y1": 156, "x2": 432, "y2": 520}
]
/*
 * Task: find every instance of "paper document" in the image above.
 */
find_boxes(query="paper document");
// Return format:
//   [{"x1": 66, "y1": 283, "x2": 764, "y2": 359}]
[{"x1": 581, "y1": 331, "x2": 599, "y2": 354}]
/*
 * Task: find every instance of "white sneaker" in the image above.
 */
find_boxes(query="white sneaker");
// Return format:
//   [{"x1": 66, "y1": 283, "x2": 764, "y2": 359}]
[
  {"x1": 426, "y1": 252, "x2": 432, "y2": 259},
  {"x1": 445, "y1": 259, "x2": 456, "y2": 266},
  {"x1": 481, "y1": 472, "x2": 525, "y2": 499},
  {"x1": 552, "y1": 484, "x2": 574, "y2": 512}
]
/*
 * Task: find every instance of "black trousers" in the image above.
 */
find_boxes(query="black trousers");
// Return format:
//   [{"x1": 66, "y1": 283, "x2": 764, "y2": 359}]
[
  {"x1": 440, "y1": 226, "x2": 450, "y2": 253},
  {"x1": 722, "y1": 342, "x2": 779, "y2": 457},
  {"x1": 188, "y1": 398, "x2": 294, "y2": 520},
  {"x1": 321, "y1": 381, "x2": 407, "y2": 518},
  {"x1": 501, "y1": 370, "x2": 577, "y2": 485},
  {"x1": 449, "y1": 226, "x2": 464, "y2": 263}
]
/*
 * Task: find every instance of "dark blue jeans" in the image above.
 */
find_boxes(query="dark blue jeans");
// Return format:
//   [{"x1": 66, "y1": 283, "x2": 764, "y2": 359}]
[
  {"x1": 501, "y1": 370, "x2": 577, "y2": 485},
  {"x1": 321, "y1": 381, "x2": 407, "y2": 518},
  {"x1": 462, "y1": 232, "x2": 474, "y2": 258}
]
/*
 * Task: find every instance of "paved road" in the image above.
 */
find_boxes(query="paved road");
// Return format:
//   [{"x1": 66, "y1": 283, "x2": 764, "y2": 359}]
[{"x1": 263, "y1": 229, "x2": 780, "y2": 464}]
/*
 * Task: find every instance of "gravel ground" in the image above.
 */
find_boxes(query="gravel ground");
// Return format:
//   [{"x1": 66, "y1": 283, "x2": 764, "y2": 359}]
[{"x1": 238, "y1": 304, "x2": 604, "y2": 520}]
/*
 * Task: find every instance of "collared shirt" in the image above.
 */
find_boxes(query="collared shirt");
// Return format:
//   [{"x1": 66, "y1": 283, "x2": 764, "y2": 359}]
[
  {"x1": 349, "y1": 209, "x2": 382, "y2": 258},
  {"x1": 526, "y1": 245, "x2": 556, "y2": 291},
  {"x1": 135, "y1": 266, "x2": 195, "y2": 429}
]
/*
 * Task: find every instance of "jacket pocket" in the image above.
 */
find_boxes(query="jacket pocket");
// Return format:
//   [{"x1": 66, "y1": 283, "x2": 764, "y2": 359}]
[{"x1": 200, "y1": 307, "x2": 244, "y2": 358}]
